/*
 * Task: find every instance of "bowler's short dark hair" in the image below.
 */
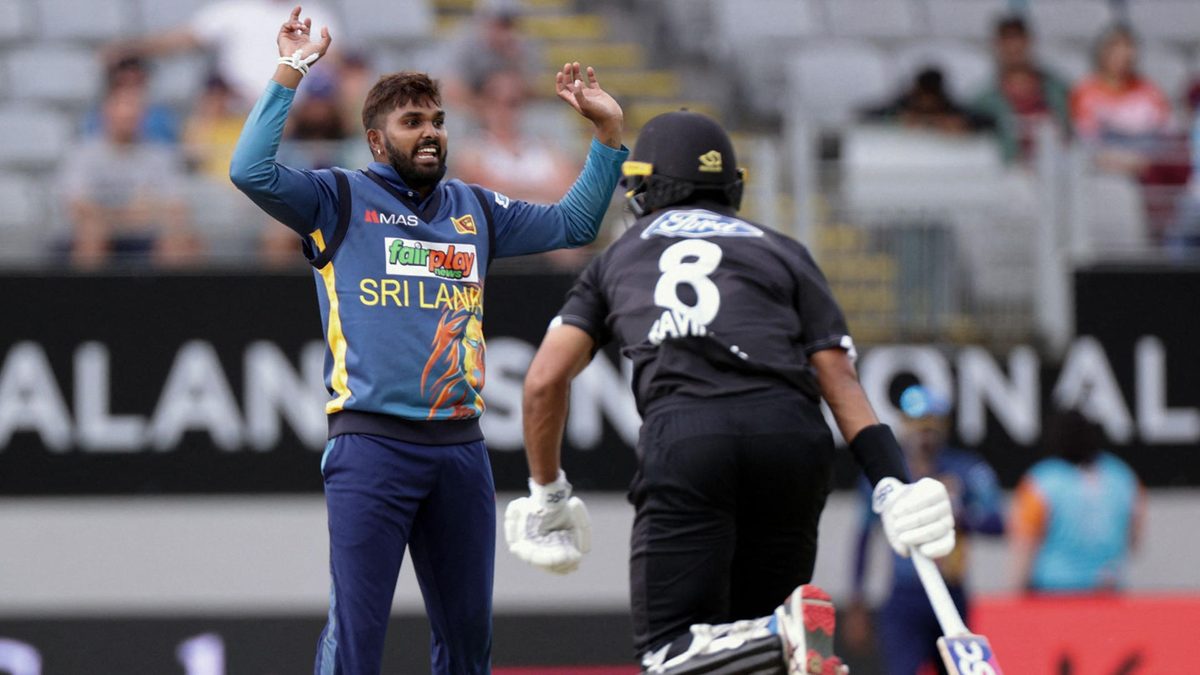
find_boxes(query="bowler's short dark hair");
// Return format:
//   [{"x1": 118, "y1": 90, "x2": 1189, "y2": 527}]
[{"x1": 361, "y1": 72, "x2": 442, "y2": 131}]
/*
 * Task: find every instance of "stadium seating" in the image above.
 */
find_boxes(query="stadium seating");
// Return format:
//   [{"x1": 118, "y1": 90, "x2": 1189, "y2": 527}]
[
  {"x1": 0, "y1": 107, "x2": 72, "y2": 170},
  {"x1": 711, "y1": 0, "x2": 825, "y2": 118},
  {"x1": 0, "y1": 181, "x2": 46, "y2": 264},
  {"x1": 822, "y1": 0, "x2": 920, "y2": 41},
  {"x1": 891, "y1": 40, "x2": 994, "y2": 101},
  {"x1": 5, "y1": 46, "x2": 102, "y2": 106},
  {"x1": 656, "y1": 0, "x2": 718, "y2": 61},
  {"x1": 789, "y1": 41, "x2": 892, "y2": 128},
  {"x1": 35, "y1": 0, "x2": 134, "y2": 41},
  {"x1": 0, "y1": 0, "x2": 31, "y2": 42},
  {"x1": 713, "y1": 0, "x2": 824, "y2": 43},
  {"x1": 1080, "y1": 173, "x2": 1150, "y2": 255},
  {"x1": 920, "y1": 0, "x2": 1010, "y2": 41},
  {"x1": 133, "y1": 0, "x2": 209, "y2": 33},
  {"x1": 339, "y1": 0, "x2": 434, "y2": 45},
  {"x1": 840, "y1": 125, "x2": 1035, "y2": 308},
  {"x1": 185, "y1": 177, "x2": 269, "y2": 260},
  {"x1": 1027, "y1": 1, "x2": 1114, "y2": 43},
  {"x1": 1139, "y1": 44, "x2": 1191, "y2": 106},
  {"x1": 0, "y1": 0, "x2": 1193, "y2": 271},
  {"x1": 0, "y1": 172, "x2": 39, "y2": 231},
  {"x1": 1036, "y1": 42, "x2": 1090, "y2": 85},
  {"x1": 147, "y1": 54, "x2": 212, "y2": 107},
  {"x1": 841, "y1": 125, "x2": 1005, "y2": 212},
  {"x1": 1128, "y1": 1, "x2": 1200, "y2": 48}
]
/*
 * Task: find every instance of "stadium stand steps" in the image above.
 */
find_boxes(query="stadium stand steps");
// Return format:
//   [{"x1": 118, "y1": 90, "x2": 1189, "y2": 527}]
[
  {"x1": 815, "y1": 224, "x2": 901, "y2": 345},
  {"x1": 428, "y1": 0, "x2": 713, "y2": 143}
]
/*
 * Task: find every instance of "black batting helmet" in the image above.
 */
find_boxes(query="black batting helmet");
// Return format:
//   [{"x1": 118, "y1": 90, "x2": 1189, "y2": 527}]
[{"x1": 621, "y1": 111, "x2": 745, "y2": 216}]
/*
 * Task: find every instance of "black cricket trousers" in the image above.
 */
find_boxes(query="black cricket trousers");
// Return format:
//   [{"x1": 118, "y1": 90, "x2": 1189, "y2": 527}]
[{"x1": 628, "y1": 389, "x2": 836, "y2": 654}]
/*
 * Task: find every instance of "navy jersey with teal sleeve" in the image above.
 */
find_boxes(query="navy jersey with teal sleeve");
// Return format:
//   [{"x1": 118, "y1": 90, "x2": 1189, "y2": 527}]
[
  {"x1": 554, "y1": 203, "x2": 854, "y2": 414},
  {"x1": 230, "y1": 81, "x2": 628, "y2": 442}
]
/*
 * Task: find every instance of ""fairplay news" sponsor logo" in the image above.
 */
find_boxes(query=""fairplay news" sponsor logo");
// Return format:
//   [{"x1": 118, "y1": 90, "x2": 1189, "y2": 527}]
[{"x1": 384, "y1": 237, "x2": 478, "y2": 282}]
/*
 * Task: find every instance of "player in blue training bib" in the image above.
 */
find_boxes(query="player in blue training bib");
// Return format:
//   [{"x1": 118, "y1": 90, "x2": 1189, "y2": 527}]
[
  {"x1": 1010, "y1": 408, "x2": 1144, "y2": 593},
  {"x1": 229, "y1": 8, "x2": 628, "y2": 674}
]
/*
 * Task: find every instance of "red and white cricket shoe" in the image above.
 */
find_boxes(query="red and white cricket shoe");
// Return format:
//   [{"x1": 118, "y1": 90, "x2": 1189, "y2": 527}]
[{"x1": 773, "y1": 585, "x2": 850, "y2": 675}]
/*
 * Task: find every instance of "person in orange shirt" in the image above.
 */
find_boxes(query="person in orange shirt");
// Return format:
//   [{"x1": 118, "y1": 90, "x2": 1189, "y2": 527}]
[
  {"x1": 1071, "y1": 24, "x2": 1173, "y2": 148},
  {"x1": 1070, "y1": 24, "x2": 1187, "y2": 238}
]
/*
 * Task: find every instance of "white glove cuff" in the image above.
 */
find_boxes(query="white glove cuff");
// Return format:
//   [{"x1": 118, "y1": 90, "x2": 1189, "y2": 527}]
[
  {"x1": 871, "y1": 476, "x2": 903, "y2": 515},
  {"x1": 277, "y1": 49, "x2": 321, "y2": 75},
  {"x1": 529, "y1": 470, "x2": 571, "y2": 508}
]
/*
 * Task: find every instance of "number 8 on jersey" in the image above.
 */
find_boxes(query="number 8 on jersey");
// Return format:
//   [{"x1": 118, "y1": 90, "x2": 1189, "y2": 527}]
[{"x1": 648, "y1": 240, "x2": 723, "y2": 344}]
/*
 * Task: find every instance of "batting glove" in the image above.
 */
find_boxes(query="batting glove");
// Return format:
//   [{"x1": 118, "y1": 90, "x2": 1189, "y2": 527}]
[
  {"x1": 872, "y1": 477, "x2": 956, "y2": 559},
  {"x1": 504, "y1": 470, "x2": 592, "y2": 575}
]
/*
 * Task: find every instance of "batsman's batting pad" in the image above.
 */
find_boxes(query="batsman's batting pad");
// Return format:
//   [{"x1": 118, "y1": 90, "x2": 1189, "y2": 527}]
[{"x1": 849, "y1": 424, "x2": 911, "y2": 487}]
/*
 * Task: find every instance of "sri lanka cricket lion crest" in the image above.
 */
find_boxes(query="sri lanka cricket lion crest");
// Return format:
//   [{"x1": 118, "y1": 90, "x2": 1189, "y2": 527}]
[{"x1": 420, "y1": 285, "x2": 485, "y2": 419}]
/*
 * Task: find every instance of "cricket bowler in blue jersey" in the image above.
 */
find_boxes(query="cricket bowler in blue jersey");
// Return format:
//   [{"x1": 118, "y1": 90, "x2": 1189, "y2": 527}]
[{"x1": 228, "y1": 8, "x2": 627, "y2": 674}]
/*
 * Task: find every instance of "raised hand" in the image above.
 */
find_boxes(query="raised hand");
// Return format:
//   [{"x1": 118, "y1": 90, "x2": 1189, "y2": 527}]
[
  {"x1": 555, "y1": 62, "x2": 623, "y2": 149},
  {"x1": 277, "y1": 5, "x2": 331, "y2": 64}
]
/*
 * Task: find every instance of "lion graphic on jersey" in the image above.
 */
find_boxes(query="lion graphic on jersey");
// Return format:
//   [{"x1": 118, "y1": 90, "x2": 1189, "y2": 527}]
[{"x1": 421, "y1": 298, "x2": 486, "y2": 419}]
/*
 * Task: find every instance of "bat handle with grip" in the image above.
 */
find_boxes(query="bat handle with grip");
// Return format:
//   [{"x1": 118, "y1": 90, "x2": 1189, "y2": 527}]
[{"x1": 912, "y1": 552, "x2": 969, "y2": 638}]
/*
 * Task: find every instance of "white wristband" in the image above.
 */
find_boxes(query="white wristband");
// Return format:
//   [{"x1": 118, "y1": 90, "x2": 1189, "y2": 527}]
[{"x1": 277, "y1": 49, "x2": 320, "y2": 75}]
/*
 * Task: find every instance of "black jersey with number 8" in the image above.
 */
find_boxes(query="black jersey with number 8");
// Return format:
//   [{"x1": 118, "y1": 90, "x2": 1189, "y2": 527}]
[{"x1": 554, "y1": 203, "x2": 854, "y2": 415}]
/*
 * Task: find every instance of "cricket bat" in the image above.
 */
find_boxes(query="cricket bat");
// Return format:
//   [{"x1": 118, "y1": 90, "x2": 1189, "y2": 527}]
[{"x1": 911, "y1": 553, "x2": 1004, "y2": 675}]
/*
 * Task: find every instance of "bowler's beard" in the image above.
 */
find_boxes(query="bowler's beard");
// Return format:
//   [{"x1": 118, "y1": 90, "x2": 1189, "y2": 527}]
[{"x1": 384, "y1": 138, "x2": 447, "y2": 190}]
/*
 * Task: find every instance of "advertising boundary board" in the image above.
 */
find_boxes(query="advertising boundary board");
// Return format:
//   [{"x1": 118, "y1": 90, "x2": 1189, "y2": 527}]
[
  {"x1": 3, "y1": 595, "x2": 1198, "y2": 674},
  {"x1": 0, "y1": 268, "x2": 1197, "y2": 494}
]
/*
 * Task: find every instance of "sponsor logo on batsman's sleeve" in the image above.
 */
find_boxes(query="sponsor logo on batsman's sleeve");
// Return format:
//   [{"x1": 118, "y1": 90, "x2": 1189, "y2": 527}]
[
  {"x1": 494, "y1": 192, "x2": 511, "y2": 208},
  {"x1": 384, "y1": 237, "x2": 478, "y2": 282},
  {"x1": 641, "y1": 209, "x2": 764, "y2": 239}
]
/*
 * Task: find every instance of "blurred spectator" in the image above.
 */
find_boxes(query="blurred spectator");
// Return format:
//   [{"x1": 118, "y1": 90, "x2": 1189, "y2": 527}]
[
  {"x1": 1070, "y1": 24, "x2": 1175, "y2": 172},
  {"x1": 972, "y1": 15, "x2": 1071, "y2": 163},
  {"x1": 287, "y1": 69, "x2": 349, "y2": 143},
  {"x1": 103, "y1": 0, "x2": 340, "y2": 109},
  {"x1": 453, "y1": 70, "x2": 586, "y2": 270},
  {"x1": 335, "y1": 52, "x2": 376, "y2": 138},
  {"x1": 1009, "y1": 409, "x2": 1145, "y2": 593},
  {"x1": 1071, "y1": 24, "x2": 1188, "y2": 237},
  {"x1": 440, "y1": 1, "x2": 542, "y2": 110},
  {"x1": 61, "y1": 87, "x2": 199, "y2": 269},
  {"x1": 275, "y1": 69, "x2": 349, "y2": 173},
  {"x1": 864, "y1": 68, "x2": 994, "y2": 135},
  {"x1": 83, "y1": 56, "x2": 179, "y2": 144},
  {"x1": 846, "y1": 386, "x2": 1003, "y2": 675},
  {"x1": 454, "y1": 70, "x2": 576, "y2": 202},
  {"x1": 183, "y1": 75, "x2": 245, "y2": 181},
  {"x1": 1166, "y1": 85, "x2": 1200, "y2": 251}
]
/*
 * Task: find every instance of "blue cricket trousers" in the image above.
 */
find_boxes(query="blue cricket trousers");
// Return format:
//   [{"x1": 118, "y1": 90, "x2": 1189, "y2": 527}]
[
  {"x1": 314, "y1": 433, "x2": 495, "y2": 675},
  {"x1": 877, "y1": 584, "x2": 969, "y2": 675}
]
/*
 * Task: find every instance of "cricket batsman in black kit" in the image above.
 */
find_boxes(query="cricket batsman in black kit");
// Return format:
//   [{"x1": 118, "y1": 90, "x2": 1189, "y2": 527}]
[{"x1": 504, "y1": 112, "x2": 959, "y2": 674}]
